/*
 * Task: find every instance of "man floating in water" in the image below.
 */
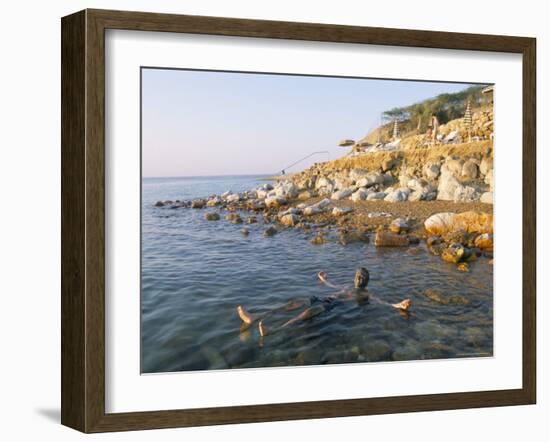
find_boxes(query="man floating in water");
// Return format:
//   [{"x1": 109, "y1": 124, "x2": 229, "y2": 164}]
[{"x1": 236, "y1": 267, "x2": 412, "y2": 336}]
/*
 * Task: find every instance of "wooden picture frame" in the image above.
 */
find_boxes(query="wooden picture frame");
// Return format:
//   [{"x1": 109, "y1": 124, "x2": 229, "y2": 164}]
[{"x1": 61, "y1": 8, "x2": 536, "y2": 433}]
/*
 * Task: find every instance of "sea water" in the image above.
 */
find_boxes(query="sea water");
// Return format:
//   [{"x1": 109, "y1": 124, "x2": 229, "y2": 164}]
[{"x1": 141, "y1": 175, "x2": 493, "y2": 373}]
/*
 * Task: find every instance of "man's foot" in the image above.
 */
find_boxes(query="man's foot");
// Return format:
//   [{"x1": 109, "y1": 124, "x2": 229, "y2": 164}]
[
  {"x1": 392, "y1": 299, "x2": 412, "y2": 311},
  {"x1": 237, "y1": 305, "x2": 255, "y2": 325},
  {"x1": 258, "y1": 320, "x2": 268, "y2": 337}
]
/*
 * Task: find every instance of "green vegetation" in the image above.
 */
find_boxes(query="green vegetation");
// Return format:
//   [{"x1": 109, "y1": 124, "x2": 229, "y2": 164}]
[{"x1": 382, "y1": 85, "x2": 492, "y2": 134}]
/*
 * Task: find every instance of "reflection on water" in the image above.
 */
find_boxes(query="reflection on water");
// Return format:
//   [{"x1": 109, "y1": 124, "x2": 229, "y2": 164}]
[{"x1": 141, "y1": 176, "x2": 493, "y2": 373}]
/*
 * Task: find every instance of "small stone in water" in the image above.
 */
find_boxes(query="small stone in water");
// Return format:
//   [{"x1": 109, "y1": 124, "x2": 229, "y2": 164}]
[
  {"x1": 264, "y1": 226, "x2": 277, "y2": 237},
  {"x1": 204, "y1": 212, "x2": 220, "y2": 221},
  {"x1": 241, "y1": 228, "x2": 250, "y2": 236},
  {"x1": 154, "y1": 201, "x2": 164, "y2": 207}
]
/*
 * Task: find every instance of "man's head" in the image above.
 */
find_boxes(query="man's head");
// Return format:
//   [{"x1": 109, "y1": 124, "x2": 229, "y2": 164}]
[{"x1": 354, "y1": 267, "x2": 370, "y2": 289}]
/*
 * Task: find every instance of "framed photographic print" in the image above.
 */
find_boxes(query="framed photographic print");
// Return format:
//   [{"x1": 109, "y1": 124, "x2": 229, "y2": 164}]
[{"x1": 61, "y1": 9, "x2": 536, "y2": 433}]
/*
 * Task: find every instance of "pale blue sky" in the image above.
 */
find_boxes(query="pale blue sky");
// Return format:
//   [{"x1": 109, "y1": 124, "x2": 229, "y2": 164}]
[{"x1": 142, "y1": 69, "x2": 477, "y2": 177}]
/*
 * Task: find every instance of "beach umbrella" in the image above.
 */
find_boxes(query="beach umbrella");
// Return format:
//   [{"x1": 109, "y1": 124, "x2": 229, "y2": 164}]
[{"x1": 464, "y1": 100, "x2": 472, "y2": 142}]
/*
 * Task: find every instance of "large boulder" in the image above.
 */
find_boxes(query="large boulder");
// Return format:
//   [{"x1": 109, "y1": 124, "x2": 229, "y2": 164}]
[
  {"x1": 437, "y1": 170, "x2": 461, "y2": 201},
  {"x1": 424, "y1": 212, "x2": 456, "y2": 235},
  {"x1": 425, "y1": 211, "x2": 493, "y2": 236},
  {"x1": 226, "y1": 193, "x2": 241, "y2": 203}
]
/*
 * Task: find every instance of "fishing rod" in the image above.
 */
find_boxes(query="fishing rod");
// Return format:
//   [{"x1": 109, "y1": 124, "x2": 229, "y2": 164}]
[{"x1": 278, "y1": 151, "x2": 329, "y2": 175}]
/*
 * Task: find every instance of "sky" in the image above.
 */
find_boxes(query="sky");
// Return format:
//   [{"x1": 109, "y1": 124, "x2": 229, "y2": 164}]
[{"x1": 142, "y1": 68, "x2": 478, "y2": 178}]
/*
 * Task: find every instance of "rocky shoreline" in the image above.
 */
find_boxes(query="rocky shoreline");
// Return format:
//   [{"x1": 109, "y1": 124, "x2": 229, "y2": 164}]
[{"x1": 154, "y1": 164, "x2": 493, "y2": 273}]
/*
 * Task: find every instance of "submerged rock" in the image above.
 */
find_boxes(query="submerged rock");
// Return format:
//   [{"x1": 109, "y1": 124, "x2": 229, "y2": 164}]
[
  {"x1": 310, "y1": 233, "x2": 326, "y2": 245},
  {"x1": 204, "y1": 212, "x2": 220, "y2": 221},
  {"x1": 374, "y1": 231, "x2": 409, "y2": 247},
  {"x1": 154, "y1": 201, "x2": 165, "y2": 207},
  {"x1": 279, "y1": 213, "x2": 299, "y2": 227},
  {"x1": 264, "y1": 226, "x2": 278, "y2": 237}
]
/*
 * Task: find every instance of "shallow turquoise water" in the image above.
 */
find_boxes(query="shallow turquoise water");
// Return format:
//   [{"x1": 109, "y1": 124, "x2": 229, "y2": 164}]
[{"x1": 141, "y1": 176, "x2": 493, "y2": 373}]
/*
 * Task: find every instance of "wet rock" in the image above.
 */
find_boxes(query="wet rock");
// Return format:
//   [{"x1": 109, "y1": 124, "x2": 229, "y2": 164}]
[
  {"x1": 310, "y1": 233, "x2": 326, "y2": 245},
  {"x1": 442, "y1": 228, "x2": 470, "y2": 246},
  {"x1": 224, "y1": 213, "x2": 242, "y2": 224},
  {"x1": 154, "y1": 201, "x2": 165, "y2": 207},
  {"x1": 245, "y1": 216, "x2": 257, "y2": 224},
  {"x1": 441, "y1": 243, "x2": 471, "y2": 264},
  {"x1": 332, "y1": 207, "x2": 353, "y2": 217},
  {"x1": 407, "y1": 235, "x2": 420, "y2": 245},
  {"x1": 339, "y1": 229, "x2": 369, "y2": 245},
  {"x1": 279, "y1": 213, "x2": 299, "y2": 227},
  {"x1": 374, "y1": 231, "x2": 409, "y2": 247},
  {"x1": 204, "y1": 212, "x2": 220, "y2": 221},
  {"x1": 457, "y1": 262, "x2": 470, "y2": 272},
  {"x1": 241, "y1": 228, "x2": 250, "y2": 236},
  {"x1": 474, "y1": 233, "x2": 493, "y2": 250},
  {"x1": 389, "y1": 218, "x2": 409, "y2": 234},
  {"x1": 264, "y1": 226, "x2": 278, "y2": 237},
  {"x1": 191, "y1": 199, "x2": 205, "y2": 209}
]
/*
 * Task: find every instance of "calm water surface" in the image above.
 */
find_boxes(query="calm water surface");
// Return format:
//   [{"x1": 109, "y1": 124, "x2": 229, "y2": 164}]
[{"x1": 141, "y1": 175, "x2": 493, "y2": 373}]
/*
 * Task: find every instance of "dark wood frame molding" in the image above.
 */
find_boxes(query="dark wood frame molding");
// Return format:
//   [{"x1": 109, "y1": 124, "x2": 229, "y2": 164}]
[{"x1": 61, "y1": 8, "x2": 536, "y2": 433}]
